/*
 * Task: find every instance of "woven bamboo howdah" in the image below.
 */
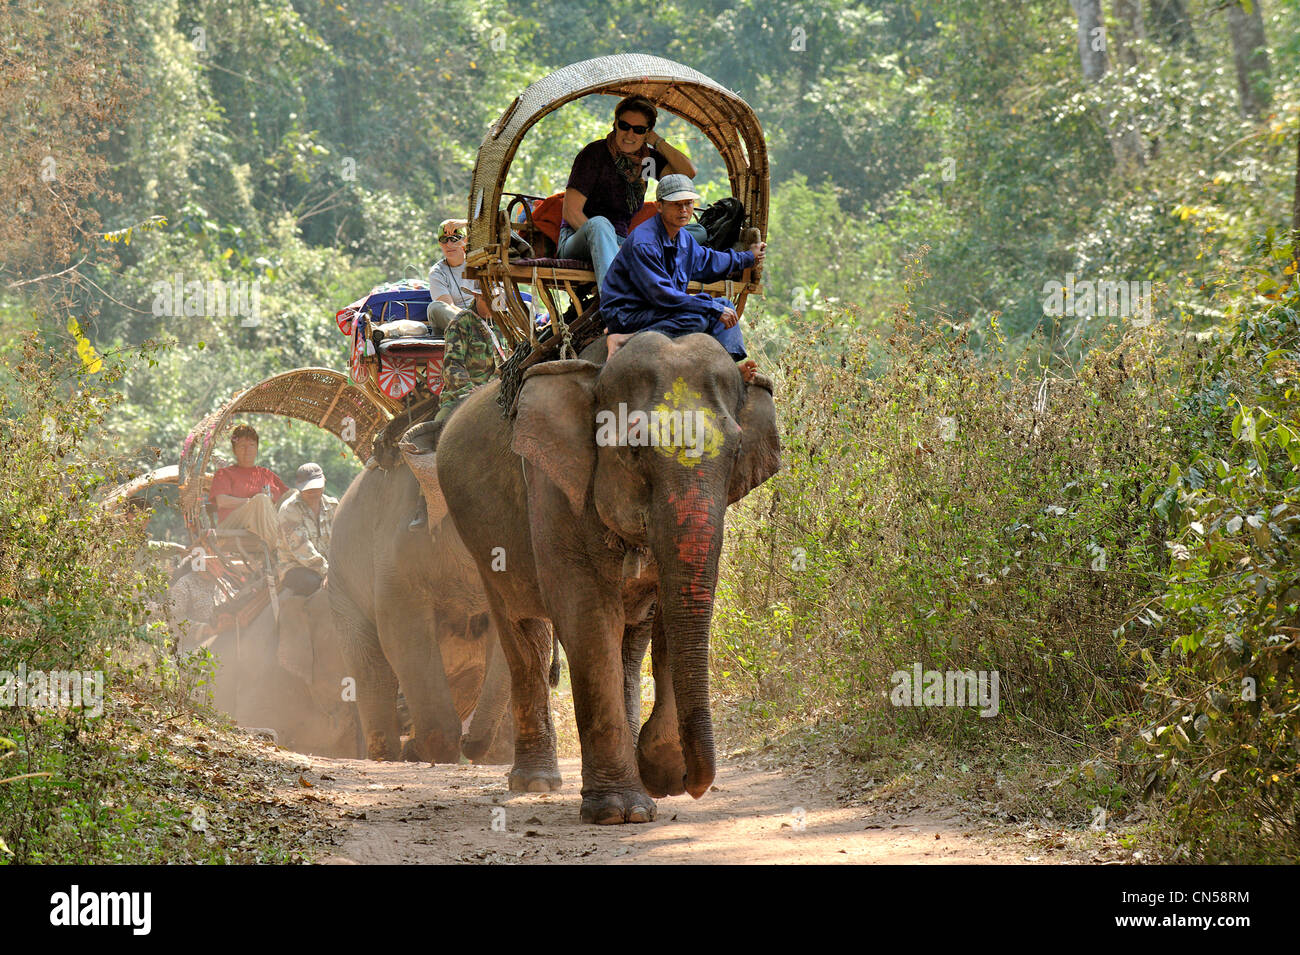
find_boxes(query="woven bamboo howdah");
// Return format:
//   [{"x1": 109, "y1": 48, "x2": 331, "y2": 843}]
[
  {"x1": 177, "y1": 367, "x2": 389, "y2": 539},
  {"x1": 466, "y1": 54, "x2": 769, "y2": 345}
]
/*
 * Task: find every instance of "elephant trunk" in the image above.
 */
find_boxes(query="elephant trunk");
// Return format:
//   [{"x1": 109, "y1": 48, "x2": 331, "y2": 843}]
[{"x1": 649, "y1": 476, "x2": 727, "y2": 799}]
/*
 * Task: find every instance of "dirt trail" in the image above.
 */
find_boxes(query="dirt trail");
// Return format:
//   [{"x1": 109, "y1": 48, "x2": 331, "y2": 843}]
[{"x1": 283, "y1": 754, "x2": 1074, "y2": 864}]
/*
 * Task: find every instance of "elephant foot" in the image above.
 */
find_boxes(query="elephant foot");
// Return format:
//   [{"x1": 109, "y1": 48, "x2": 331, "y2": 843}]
[
  {"x1": 366, "y1": 731, "x2": 400, "y2": 762},
  {"x1": 508, "y1": 767, "x2": 562, "y2": 793},
  {"x1": 580, "y1": 789, "x2": 656, "y2": 825}
]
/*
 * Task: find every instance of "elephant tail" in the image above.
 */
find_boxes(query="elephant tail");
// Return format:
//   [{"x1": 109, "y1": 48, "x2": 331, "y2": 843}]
[{"x1": 548, "y1": 634, "x2": 562, "y2": 688}]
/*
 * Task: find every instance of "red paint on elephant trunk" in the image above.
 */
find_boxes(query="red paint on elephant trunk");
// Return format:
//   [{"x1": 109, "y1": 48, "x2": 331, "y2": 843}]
[
  {"x1": 667, "y1": 485, "x2": 717, "y2": 615},
  {"x1": 658, "y1": 484, "x2": 722, "y2": 801}
]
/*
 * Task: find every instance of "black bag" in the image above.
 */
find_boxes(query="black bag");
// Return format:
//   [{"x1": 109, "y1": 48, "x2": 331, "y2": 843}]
[{"x1": 697, "y1": 197, "x2": 745, "y2": 251}]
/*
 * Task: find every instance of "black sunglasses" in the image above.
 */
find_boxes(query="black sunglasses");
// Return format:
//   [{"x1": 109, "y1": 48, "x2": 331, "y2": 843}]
[
  {"x1": 439, "y1": 233, "x2": 465, "y2": 243},
  {"x1": 616, "y1": 119, "x2": 650, "y2": 135}
]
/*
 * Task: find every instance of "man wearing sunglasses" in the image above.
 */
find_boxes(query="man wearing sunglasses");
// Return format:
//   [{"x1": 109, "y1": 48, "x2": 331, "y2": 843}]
[{"x1": 557, "y1": 96, "x2": 697, "y2": 288}]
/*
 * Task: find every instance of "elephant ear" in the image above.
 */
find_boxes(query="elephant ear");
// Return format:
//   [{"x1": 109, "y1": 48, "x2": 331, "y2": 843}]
[
  {"x1": 728, "y1": 373, "x2": 781, "y2": 505},
  {"x1": 511, "y1": 359, "x2": 601, "y2": 515},
  {"x1": 399, "y1": 422, "x2": 448, "y2": 526}
]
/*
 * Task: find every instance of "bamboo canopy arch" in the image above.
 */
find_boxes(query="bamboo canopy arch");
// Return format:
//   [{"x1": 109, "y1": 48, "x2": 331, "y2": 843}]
[
  {"x1": 178, "y1": 368, "x2": 389, "y2": 538},
  {"x1": 103, "y1": 464, "x2": 181, "y2": 510},
  {"x1": 466, "y1": 54, "x2": 769, "y2": 344}
]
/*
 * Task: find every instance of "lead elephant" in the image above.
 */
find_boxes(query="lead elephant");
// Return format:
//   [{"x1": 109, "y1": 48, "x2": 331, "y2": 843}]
[
  {"x1": 438, "y1": 331, "x2": 780, "y2": 824},
  {"x1": 328, "y1": 451, "x2": 515, "y2": 764}
]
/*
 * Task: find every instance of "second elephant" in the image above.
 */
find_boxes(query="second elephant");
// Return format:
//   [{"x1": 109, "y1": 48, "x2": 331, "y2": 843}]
[{"x1": 328, "y1": 452, "x2": 514, "y2": 764}]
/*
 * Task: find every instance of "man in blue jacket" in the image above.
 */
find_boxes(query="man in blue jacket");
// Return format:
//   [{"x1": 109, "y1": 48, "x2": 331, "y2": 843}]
[{"x1": 600, "y1": 174, "x2": 766, "y2": 381}]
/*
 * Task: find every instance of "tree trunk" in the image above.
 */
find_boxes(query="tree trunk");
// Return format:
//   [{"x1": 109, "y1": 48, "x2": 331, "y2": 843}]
[
  {"x1": 1107, "y1": 0, "x2": 1148, "y2": 171},
  {"x1": 1293, "y1": 125, "x2": 1300, "y2": 242},
  {"x1": 1112, "y1": 0, "x2": 1144, "y2": 68},
  {"x1": 1289, "y1": 125, "x2": 1300, "y2": 289},
  {"x1": 1071, "y1": 0, "x2": 1149, "y2": 174},
  {"x1": 1225, "y1": 0, "x2": 1271, "y2": 118},
  {"x1": 1070, "y1": 0, "x2": 1108, "y2": 81}
]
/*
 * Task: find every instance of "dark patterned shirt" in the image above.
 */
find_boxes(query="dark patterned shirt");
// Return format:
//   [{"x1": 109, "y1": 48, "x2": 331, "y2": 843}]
[{"x1": 560, "y1": 140, "x2": 667, "y2": 238}]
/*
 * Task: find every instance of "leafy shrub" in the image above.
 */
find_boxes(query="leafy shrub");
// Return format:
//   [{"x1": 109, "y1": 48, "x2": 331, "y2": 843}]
[
  {"x1": 0, "y1": 334, "x2": 171, "y2": 861},
  {"x1": 716, "y1": 253, "x2": 1190, "y2": 758},
  {"x1": 1134, "y1": 266, "x2": 1300, "y2": 862}
]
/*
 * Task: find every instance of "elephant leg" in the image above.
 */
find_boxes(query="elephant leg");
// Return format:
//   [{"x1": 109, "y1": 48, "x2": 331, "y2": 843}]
[
  {"x1": 462, "y1": 621, "x2": 513, "y2": 763},
  {"x1": 497, "y1": 606, "x2": 561, "y2": 792},
  {"x1": 350, "y1": 704, "x2": 365, "y2": 758},
  {"x1": 233, "y1": 607, "x2": 280, "y2": 728},
  {"x1": 480, "y1": 705, "x2": 517, "y2": 765},
  {"x1": 333, "y1": 598, "x2": 402, "y2": 761},
  {"x1": 554, "y1": 598, "x2": 655, "y2": 825},
  {"x1": 636, "y1": 608, "x2": 688, "y2": 797},
  {"x1": 621, "y1": 612, "x2": 654, "y2": 745},
  {"x1": 377, "y1": 603, "x2": 463, "y2": 764},
  {"x1": 204, "y1": 628, "x2": 239, "y2": 716}
]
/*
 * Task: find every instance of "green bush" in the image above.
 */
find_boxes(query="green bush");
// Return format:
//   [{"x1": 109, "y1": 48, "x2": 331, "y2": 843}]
[
  {"x1": 716, "y1": 253, "x2": 1190, "y2": 753},
  {"x1": 0, "y1": 334, "x2": 171, "y2": 861},
  {"x1": 1134, "y1": 262, "x2": 1300, "y2": 862}
]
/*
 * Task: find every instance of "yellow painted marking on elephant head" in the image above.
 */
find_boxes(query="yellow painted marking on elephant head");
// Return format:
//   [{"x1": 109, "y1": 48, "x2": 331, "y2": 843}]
[{"x1": 651, "y1": 377, "x2": 723, "y2": 467}]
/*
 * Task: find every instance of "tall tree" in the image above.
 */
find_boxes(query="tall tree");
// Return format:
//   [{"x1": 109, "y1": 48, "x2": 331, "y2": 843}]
[
  {"x1": 1290, "y1": 125, "x2": 1300, "y2": 289},
  {"x1": 0, "y1": 0, "x2": 135, "y2": 289},
  {"x1": 1109, "y1": 0, "x2": 1149, "y2": 170},
  {"x1": 1112, "y1": 0, "x2": 1145, "y2": 67},
  {"x1": 1224, "y1": 0, "x2": 1271, "y2": 118},
  {"x1": 1070, "y1": 0, "x2": 1109, "y2": 80},
  {"x1": 1069, "y1": 0, "x2": 1147, "y2": 174}
]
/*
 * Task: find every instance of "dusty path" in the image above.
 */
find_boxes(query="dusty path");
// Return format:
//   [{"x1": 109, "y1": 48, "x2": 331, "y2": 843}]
[{"x1": 284, "y1": 754, "x2": 1079, "y2": 864}]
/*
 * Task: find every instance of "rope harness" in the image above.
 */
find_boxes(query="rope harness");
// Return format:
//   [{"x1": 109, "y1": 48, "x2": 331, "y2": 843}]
[{"x1": 495, "y1": 303, "x2": 605, "y2": 417}]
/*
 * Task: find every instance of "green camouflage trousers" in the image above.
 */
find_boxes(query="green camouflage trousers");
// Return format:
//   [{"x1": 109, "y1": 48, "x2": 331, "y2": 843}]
[{"x1": 435, "y1": 307, "x2": 503, "y2": 424}]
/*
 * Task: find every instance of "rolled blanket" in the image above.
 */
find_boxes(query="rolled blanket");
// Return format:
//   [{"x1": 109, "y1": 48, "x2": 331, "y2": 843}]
[{"x1": 374, "y1": 319, "x2": 430, "y2": 339}]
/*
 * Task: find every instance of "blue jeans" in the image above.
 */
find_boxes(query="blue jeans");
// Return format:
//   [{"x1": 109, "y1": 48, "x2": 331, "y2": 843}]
[
  {"x1": 557, "y1": 217, "x2": 623, "y2": 289},
  {"x1": 683, "y1": 222, "x2": 707, "y2": 245}
]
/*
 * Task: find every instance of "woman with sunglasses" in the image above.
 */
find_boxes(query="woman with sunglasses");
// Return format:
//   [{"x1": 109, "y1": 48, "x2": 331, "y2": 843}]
[
  {"x1": 428, "y1": 219, "x2": 479, "y2": 311},
  {"x1": 556, "y1": 96, "x2": 697, "y2": 288}
]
